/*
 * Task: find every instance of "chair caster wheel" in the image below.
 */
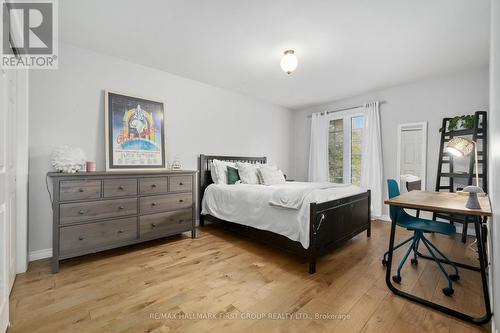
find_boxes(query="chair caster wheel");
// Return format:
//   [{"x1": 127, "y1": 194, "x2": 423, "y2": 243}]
[
  {"x1": 442, "y1": 287, "x2": 454, "y2": 296},
  {"x1": 382, "y1": 259, "x2": 387, "y2": 267},
  {"x1": 410, "y1": 258, "x2": 418, "y2": 265},
  {"x1": 450, "y1": 274, "x2": 460, "y2": 281},
  {"x1": 392, "y1": 275, "x2": 401, "y2": 284}
]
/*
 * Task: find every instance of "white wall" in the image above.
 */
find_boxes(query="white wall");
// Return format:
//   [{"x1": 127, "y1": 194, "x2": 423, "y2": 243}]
[
  {"x1": 489, "y1": 0, "x2": 500, "y2": 330},
  {"x1": 293, "y1": 67, "x2": 489, "y2": 217},
  {"x1": 28, "y1": 43, "x2": 294, "y2": 254}
]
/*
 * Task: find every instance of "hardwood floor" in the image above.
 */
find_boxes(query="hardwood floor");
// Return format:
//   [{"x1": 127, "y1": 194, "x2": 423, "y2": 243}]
[{"x1": 9, "y1": 220, "x2": 490, "y2": 333}]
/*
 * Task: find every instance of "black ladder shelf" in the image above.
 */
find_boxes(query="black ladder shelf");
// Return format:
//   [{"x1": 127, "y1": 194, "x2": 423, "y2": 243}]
[{"x1": 434, "y1": 111, "x2": 488, "y2": 243}]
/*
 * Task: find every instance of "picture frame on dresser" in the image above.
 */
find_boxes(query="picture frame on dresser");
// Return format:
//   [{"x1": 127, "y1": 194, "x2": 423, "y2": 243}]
[
  {"x1": 48, "y1": 170, "x2": 197, "y2": 273},
  {"x1": 104, "y1": 91, "x2": 167, "y2": 171}
]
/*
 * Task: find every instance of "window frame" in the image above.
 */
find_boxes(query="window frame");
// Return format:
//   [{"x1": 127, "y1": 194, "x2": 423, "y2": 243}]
[{"x1": 327, "y1": 108, "x2": 364, "y2": 184}]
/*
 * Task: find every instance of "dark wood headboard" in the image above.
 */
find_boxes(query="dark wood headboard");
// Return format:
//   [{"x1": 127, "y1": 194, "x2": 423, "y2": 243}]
[{"x1": 198, "y1": 154, "x2": 266, "y2": 212}]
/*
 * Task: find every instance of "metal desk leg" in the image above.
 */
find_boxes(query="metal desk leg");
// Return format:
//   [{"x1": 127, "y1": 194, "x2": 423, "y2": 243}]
[
  {"x1": 384, "y1": 214, "x2": 399, "y2": 294},
  {"x1": 473, "y1": 216, "x2": 492, "y2": 323},
  {"x1": 385, "y1": 215, "x2": 492, "y2": 325}
]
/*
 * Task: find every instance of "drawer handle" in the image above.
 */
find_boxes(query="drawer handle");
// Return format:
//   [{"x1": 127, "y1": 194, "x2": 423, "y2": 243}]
[
  {"x1": 118, "y1": 206, "x2": 125, "y2": 210},
  {"x1": 78, "y1": 236, "x2": 84, "y2": 241},
  {"x1": 179, "y1": 199, "x2": 184, "y2": 203},
  {"x1": 151, "y1": 202, "x2": 157, "y2": 207},
  {"x1": 117, "y1": 229, "x2": 124, "y2": 234},
  {"x1": 179, "y1": 182, "x2": 184, "y2": 186},
  {"x1": 151, "y1": 223, "x2": 157, "y2": 228},
  {"x1": 78, "y1": 188, "x2": 84, "y2": 193},
  {"x1": 151, "y1": 184, "x2": 157, "y2": 188},
  {"x1": 118, "y1": 185, "x2": 124, "y2": 190},
  {"x1": 78, "y1": 210, "x2": 85, "y2": 215}
]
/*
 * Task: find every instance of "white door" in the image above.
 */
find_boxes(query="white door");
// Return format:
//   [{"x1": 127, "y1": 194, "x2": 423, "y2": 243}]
[
  {"x1": 400, "y1": 129, "x2": 423, "y2": 178},
  {"x1": 0, "y1": 68, "x2": 17, "y2": 332}
]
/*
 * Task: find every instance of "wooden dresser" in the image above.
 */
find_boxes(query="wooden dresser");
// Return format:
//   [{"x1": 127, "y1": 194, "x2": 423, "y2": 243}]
[{"x1": 48, "y1": 170, "x2": 197, "y2": 273}]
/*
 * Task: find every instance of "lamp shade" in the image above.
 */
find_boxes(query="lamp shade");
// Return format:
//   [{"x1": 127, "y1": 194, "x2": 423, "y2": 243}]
[{"x1": 445, "y1": 137, "x2": 475, "y2": 157}]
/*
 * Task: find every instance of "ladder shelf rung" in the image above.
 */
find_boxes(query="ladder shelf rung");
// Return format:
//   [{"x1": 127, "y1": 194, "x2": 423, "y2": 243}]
[{"x1": 439, "y1": 172, "x2": 485, "y2": 178}]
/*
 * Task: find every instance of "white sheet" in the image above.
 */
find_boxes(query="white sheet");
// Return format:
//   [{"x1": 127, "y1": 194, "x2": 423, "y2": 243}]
[
  {"x1": 269, "y1": 182, "x2": 340, "y2": 209},
  {"x1": 201, "y1": 182, "x2": 364, "y2": 249}
]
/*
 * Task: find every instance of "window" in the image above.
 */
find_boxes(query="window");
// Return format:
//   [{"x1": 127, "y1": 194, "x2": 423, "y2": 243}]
[
  {"x1": 351, "y1": 116, "x2": 364, "y2": 185},
  {"x1": 328, "y1": 119, "x2": 344, "y2": 183},
  {"x1": 328, "y1": 112, "x2": 364, "y2": 185}
]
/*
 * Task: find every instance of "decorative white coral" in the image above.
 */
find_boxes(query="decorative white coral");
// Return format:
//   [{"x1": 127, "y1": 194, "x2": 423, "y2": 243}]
[{"x1": 51, "y1": 146, "x2": 87, "y2": 173}]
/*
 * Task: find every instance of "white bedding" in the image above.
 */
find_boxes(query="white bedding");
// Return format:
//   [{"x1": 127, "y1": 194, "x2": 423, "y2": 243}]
[{"x1": 201, "y1": 182, "x2": 364, "y2": 249}]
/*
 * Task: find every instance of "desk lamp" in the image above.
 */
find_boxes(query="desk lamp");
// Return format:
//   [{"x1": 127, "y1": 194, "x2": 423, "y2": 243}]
[{"x1": 445, "y1": 137, "x2": 483, "y2": 209}]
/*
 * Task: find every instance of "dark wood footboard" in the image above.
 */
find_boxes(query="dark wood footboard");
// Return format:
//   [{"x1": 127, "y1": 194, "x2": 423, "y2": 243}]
[
  {"x1": 308, "y1": 190, "x2": 371, "y2": 273},
  {"x1": 198, "y1": 154, "x2": 371, "y2": 274}
]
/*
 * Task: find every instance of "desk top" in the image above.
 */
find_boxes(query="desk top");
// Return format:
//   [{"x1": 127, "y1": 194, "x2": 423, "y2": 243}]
[{"x1": 384, "y1": 191, "x2": 492, "y2": 217}]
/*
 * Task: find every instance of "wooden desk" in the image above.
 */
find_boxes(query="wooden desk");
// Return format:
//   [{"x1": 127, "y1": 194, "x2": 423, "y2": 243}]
[
  {"x1": 384, "y1": 191, "x2": 492, "y2": 325},
  {"x1": 385, "y1": 191, "x2": 492, "y2": 217}
]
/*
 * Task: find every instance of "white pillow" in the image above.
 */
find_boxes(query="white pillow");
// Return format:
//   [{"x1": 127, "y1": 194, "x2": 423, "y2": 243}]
[
  {"x1": 211, "y1": 160, "x2": 235, "y2": 184},
  {"x1": 235, "y1": 162, "x2": 261, "y2": 184},
  {"x1": 258, "y1": 166, "x2": 286, "y2": 185},
  {"x1": 256, "y1": 164, "x2": 277, "y2": 184},
  {"x1": 210, "y1": 167, "x2": 219, "y2": 184}
]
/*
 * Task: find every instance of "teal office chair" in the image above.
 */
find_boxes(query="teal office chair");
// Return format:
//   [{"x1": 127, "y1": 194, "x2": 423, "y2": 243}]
[{"x1": 383, "y1": 179, "x2": 460, "y2": 296}]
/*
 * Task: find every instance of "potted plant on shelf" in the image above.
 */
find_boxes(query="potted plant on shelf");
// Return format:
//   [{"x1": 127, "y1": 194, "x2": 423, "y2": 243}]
[{"x1": 439, "y1": 115, "x2": 475, "y2": 133}]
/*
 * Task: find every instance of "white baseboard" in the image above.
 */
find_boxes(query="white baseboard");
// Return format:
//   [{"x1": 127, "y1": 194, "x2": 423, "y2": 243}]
[
  {"x1": 377, "y1": 215, "x2": 391, "y2": 222},
  {"x1": 28, "y1": 248, "x2": 52, "y2": 262},
  {"x1": 454, "y1": 224, "x2": 476, "y2": 236}
]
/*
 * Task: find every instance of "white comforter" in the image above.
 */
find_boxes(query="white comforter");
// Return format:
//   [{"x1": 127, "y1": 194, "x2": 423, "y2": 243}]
[{"x1": 201, "y1": 182, "x2": 364, "y2": 249}]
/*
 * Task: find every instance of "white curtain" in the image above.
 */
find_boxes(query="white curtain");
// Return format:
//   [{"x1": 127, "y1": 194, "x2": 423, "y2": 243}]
[
  {"x1": 361, "y1": 101, "x2": 384, "y2": 217},
  {"x1": 308, "y1": 112, "x2": 330, "y2": 182}
]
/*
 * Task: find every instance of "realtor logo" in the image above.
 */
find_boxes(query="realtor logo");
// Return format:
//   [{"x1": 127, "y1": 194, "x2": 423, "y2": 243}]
[{"x1": 1, "y1": 0, "x2": 58, "y2": 69}]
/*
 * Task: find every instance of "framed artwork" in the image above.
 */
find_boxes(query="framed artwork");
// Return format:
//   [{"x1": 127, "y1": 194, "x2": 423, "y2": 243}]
[{"x1": 105, "y1": 91, "x2": 166, "y2": 171}]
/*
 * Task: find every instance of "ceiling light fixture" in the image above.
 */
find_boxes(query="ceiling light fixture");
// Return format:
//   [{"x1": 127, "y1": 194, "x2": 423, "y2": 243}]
[{"x1": 280, "y1": 49, "x2": 298, "y2": 75}]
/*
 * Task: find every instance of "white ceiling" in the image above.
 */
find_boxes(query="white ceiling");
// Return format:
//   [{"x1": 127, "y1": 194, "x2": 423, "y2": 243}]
[{"x1": 60, "y1": 0, "x2": 490, "y2": 109}]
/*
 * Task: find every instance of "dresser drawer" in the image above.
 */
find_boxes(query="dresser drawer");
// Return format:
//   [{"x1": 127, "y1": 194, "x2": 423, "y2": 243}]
[
  {"x1": 60, "y1": 180, "x2": 101, "y2": 201},
  {"x1": 140, "y1": 177, "x2": 168, "y2": 195},
  {"x1": 103, "y1": 178, "x2": 138, "y2": 197},
  {"x1": 60, "y1": 217, "x2": 137, "y2": 256},
  {"x1": 140, "y1": 209, "x2": 192, "y2": 239},
  {"x1": 169, "y1": 175, "x2": 192, "y2": 192},
  {"x1": 140, "y1": 193, "x2": 192, "y2": 214},
  {"x1": 59, "y1": 198, "x2": 137, "y2": 225}
]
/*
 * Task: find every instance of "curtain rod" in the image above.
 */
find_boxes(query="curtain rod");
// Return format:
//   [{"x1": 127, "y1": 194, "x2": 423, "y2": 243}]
[{"x1": 306, "y1": 100, "x2": 387, "y2": 118}]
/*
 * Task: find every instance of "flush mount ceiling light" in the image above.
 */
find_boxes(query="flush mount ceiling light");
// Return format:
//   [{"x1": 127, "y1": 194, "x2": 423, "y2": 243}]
[{"x1": 280, "y1": 49, "x2": 298, "y2": 75}]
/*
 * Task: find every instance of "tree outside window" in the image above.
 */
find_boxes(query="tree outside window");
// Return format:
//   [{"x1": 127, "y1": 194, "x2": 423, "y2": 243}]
[{"x1": 328, "y1": 113, "x2": 364, "y2": 185}]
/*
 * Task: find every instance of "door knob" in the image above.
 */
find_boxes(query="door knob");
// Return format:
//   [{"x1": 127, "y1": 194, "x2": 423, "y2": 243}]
[
  {"x1": 78, "y1": 210, "x2": 85, "y2": 215},
  {"x1": 78, "y1": 236, "x2": 84, "y2": 240}
]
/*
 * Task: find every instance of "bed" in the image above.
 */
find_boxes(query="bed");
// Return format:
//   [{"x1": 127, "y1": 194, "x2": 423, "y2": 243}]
[{"x1": 198, "y1": 154, "x2": 371, "y2": 274}]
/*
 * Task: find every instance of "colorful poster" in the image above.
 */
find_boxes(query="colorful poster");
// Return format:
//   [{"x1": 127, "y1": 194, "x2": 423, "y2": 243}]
[{"x1": 105, "y1": 92, "x2": 166, "y2": 170}]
